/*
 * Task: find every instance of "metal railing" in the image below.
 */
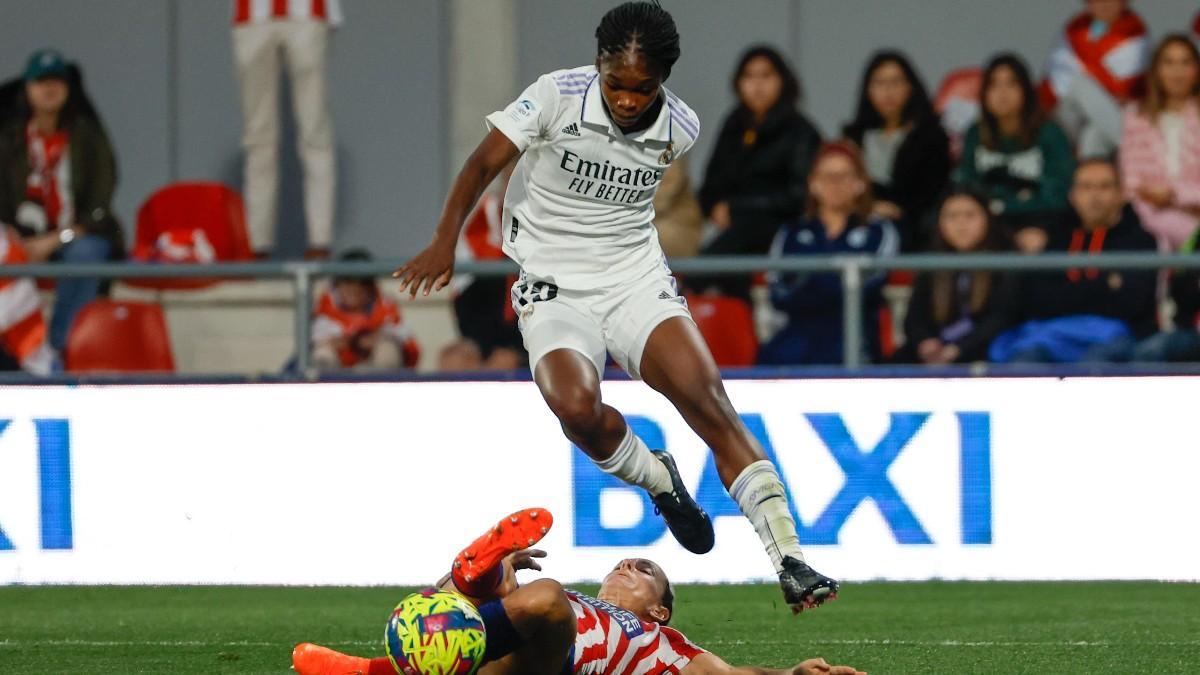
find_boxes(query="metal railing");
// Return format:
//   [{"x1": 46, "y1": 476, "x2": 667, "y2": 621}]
[{"x1": 5, "y1": 252, "x2": 1199, "y2": 373}]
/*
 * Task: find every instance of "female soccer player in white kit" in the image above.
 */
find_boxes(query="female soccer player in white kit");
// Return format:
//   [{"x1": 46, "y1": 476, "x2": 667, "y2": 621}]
[{"x1": 396, "y1": 1, "x2": 836, "y2": 612}]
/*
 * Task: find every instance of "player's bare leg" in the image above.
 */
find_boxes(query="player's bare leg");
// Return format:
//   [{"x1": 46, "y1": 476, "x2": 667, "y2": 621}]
[
  {"x1": 534, "y1": 348, "x2": 714, "y2": 553},
  {"x1": 534, "y1": 349, "x2": 628, "y2": 459},
  {"x1": 476, "y1": 579, "x2": 576, "y2": 675},
  {"x1": 639, "y1": 316, "x2": 838, "y2": 612}
]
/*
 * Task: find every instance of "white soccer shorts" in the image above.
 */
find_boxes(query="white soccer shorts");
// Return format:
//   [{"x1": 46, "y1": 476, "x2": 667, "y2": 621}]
[{"x1": 510, "y1": 264, "x2": 692, "y2": 379}]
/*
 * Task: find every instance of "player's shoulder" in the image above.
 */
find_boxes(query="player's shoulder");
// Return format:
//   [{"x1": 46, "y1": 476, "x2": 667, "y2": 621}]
[
  {"x1": 662, "y1": 86, "x2": 701, "y2": 147},
  {"x1": 542, "y1": 65, "x2": 599, "y2": 97}
]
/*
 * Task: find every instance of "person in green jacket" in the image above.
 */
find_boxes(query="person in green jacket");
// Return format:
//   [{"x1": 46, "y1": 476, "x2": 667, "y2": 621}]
[
  {"x1": 955, "y1": 53, "x2": 1076, "y2": 255},
  {"x1": 0, "y1": 48, "x2": 121, "y2": 352}
]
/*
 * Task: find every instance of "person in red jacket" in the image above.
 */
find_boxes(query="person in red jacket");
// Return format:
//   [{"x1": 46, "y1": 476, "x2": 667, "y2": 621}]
[
  {"x1": 311, "y1": 250, "x2": 419, "y2": 371},
  {"x1": 0, "y1": 226, "x2": 53, "y2": 374},
  {"x1": 1040, "y1": 0, "x2": 1149, "y2": 158}
]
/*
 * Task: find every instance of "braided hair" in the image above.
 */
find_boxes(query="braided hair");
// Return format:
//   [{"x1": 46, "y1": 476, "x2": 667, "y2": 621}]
[{"x1": 595, "y1": 1, "x2": 680, "y2": 79}]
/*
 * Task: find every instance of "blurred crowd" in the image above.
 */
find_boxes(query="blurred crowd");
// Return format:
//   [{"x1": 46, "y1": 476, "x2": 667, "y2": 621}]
[{"x1": 3, "y1": 0, "x2": 1200, "y2": 375}]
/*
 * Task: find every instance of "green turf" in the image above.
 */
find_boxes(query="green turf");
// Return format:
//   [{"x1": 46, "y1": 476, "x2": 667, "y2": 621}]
[{"x1": 1, "y1": 582, "x2": 1197, "y2": 673}]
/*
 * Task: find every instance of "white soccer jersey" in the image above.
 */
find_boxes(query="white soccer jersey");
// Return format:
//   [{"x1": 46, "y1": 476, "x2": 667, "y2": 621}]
[{"x1": 485, "y1": 66, "x2": 700, "y2": 290}]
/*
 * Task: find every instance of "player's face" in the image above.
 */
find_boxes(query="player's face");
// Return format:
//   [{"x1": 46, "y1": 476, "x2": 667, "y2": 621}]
[
  {"x1": 596, "y1": 53, "x2": 663, "y2": 129},
  {"x1": 938, "y1": 195, "x2": 988, "y2": 252},
  {"x1": 598, "y1": 558, "x2": 671, "y2": 624}
]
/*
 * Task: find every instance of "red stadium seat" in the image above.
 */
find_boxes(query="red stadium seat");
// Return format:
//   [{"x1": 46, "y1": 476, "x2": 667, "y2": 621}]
[
  {"x1": 125, "y1": 182, "x2": 253, "y2": 290},
  {"x1": 685, "y1": 294, "x2": 758, "y2": 367},
  {"x1": 65, "y1": 300, "x2": 175, "y2": 373}
]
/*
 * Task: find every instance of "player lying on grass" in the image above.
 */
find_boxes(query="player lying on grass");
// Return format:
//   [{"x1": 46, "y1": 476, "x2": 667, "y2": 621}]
[{"x1": 293, "y1": 508, "x2": 862, "y2": 675}]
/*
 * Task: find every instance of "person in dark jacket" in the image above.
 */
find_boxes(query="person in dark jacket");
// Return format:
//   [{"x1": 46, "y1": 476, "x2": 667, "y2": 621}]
[
  {"x1": 0, "y1": 49, "x2": 121, "y2": 351},
  {"x1": 843, "y1": 50, "x2": 950, "y2": 251},
  {"x1": 995, "y1": 159, "x2": 1158, "y2": 363},
  {"x1": 693, "y1": 45, "x2": 822, "y2": 299},
  {"x1": 1117, "y1": 227, "x2": 1200, "y2": 362},
  {"x1": 895, "y1": 189, "x2": 1017, "y2": 364},
  {"x1": 955, "y1": 53, "x2": 1076, "y2": 254},
  {"x1": 758, "y1": 141, "x2": 899, "y2": 366}
]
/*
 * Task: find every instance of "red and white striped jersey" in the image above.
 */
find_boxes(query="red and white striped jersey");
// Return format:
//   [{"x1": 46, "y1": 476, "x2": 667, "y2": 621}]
[
  {"x1": 566, "y1": 591, "x2": 705, "y2": 675},
  {"x1": 0, "y1": 228, "x2": 53, "y2": 375},
  {"x1": 233, "y1": 0, "x2": 343, "y2": 26}
]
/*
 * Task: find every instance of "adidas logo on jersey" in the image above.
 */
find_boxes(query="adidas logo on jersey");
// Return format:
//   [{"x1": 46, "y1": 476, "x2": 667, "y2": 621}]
[
  {"x1": 560, "y1": 123, "x2": 581, "y2": 137},
  {"x1": 658, "y1": 290, "x2": 674, "y2": 300}
]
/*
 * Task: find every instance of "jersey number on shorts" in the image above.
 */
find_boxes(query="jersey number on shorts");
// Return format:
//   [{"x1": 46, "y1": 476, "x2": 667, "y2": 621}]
[{"x1": 514, "y1": 279, "x2": 559, "y2": 309}]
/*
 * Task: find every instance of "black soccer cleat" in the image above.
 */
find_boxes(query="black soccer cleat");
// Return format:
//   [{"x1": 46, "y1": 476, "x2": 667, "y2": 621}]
[
  {"x1": 779, "y1": 556, "x2": 839, "y2": 614},
  {"x1": 650, "y1": 451, "x2": 715, "y2": 554}
]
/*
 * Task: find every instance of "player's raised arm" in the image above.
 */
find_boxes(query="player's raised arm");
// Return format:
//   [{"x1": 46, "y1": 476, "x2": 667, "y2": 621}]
[
  {"x1": 394, "y1": 128, "x2": 520, "y2": 298},
  {"x1": 683, "y1": 653, "x2": 866, "y2": 675}
]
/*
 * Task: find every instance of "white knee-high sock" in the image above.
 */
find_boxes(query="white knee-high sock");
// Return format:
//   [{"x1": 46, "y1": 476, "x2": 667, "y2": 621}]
[
  {"x1": 730, "y1": 460, "x2": 804, "y2": 572},
  {"x1": 594, "y1": 425, "x2": 674, "y2": 497}
]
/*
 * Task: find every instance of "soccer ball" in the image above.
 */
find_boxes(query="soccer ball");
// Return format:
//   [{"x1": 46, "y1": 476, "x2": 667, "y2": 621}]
[{"x1": 385, "y1": 588, "x2": 488, "y2": 675}]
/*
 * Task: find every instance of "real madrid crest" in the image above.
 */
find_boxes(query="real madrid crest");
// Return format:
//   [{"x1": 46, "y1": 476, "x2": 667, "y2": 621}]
[{"x1": 658, "y1": 142, "x2": 675, "y2": 166}]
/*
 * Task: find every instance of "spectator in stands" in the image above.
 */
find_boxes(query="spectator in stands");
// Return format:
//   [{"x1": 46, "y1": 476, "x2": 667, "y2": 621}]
[
  {"x1": 0, "y1": 226, "x2": 54, "y2": 375},
  {"x1": 990, "y1": 159, "x2": 1157, "y2": 363},
  {"x1": 1127, "y1": 234, "x2": 1200, "y2": 362},
  {"x1": 653, "y1": 157, "x2": 704, "y2": 258},
  {"x1": 956, "y1": 54, "x2": 1076, "y2": 254},
  {"x1": 0, "y1": 49, "x2": 121, "y2": 353},
  {"x1": 1119, "y1": 34, "x2": 1200, "y2": 251},
  {"x1": 895, "y1": 190, "x2": 1017, "y2": 365},
  {"x1": 1040, "y1": 0, "x2": 1149, "y2": 158},
  {"x1": 451, "y1": 160, "x2": 525, "y2": 368},
  {"x1": 311, "y1": 250, "x2": 419, "y2": 371},
  {"x1": 758, "y1": 142, "x2": 898, "y2": 366},
  {"x1": 437, "y1": 339, "x2": 483, "y2": 372},
  {"x1": 694, "y1": 45, "x2": 822, "y2": 300},
  {"x1": 233, "y1": 0, "x2": 340, "y2": 259},
  {"x1": 843, "y1": 50, "x2": 951, "y2": 251}
]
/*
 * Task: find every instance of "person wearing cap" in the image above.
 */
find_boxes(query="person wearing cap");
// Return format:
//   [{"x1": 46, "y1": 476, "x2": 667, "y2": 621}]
[
  {"x1": 310, "y1": 250, "x2": 420, "y2": 371},
  {"x1": 0, "y1": 48, "x2": 120, "y2": 353}
]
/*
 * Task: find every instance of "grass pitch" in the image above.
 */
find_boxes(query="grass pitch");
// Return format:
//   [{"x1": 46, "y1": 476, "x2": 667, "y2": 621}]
[{"x1": 1, "y1": 582, "x2": 1197, "y2": 673}]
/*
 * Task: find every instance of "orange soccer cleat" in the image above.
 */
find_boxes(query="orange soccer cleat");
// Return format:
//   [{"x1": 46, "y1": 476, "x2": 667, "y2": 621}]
[
  {"x1": 452, "y1": 507, "x2": 554, "y2": 597},
  {"x1": 291, "y1": 643, "x2": 374, "y2": 675}
]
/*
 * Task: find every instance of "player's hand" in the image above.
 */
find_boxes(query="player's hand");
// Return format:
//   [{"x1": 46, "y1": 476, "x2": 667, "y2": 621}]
[
  {"x1": 505, "y1": 548, "x2": 547, "y2": 573},
  {"x1": 393, "y1": 241, "x2": 455, "y2": 298},
  {"x1": 491, "y1": 549, "x2": 547, "y2": 598},
  {"x1": 792, "y1": 657, "x2": 866, "y2": 675}
]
